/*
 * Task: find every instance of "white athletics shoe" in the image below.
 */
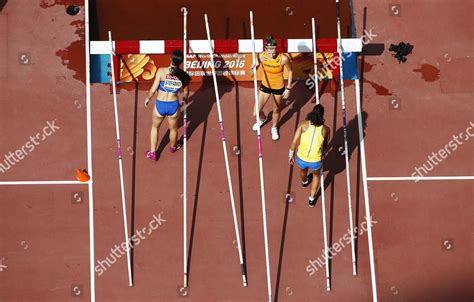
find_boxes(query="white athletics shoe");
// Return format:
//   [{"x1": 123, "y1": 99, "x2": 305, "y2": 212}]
[
  {"x1": 271, "y1": 127, "x2": 279, "y2": 141},
  {"x1": 252, "y1": 117, "x2": 266, "y2": 131}
]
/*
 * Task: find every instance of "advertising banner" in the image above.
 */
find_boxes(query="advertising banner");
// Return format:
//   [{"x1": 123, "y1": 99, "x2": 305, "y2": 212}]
[{"x1": 118, "y1": 52, "x2": 337, "y2": 83}]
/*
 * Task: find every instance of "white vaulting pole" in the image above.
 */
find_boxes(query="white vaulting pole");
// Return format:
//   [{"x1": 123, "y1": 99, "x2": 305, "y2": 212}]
[
  {"x1": 312, "y1": 17, "x2": 331, "y2": 291},
  {"x1": 204, "y1": 14, "x2": 248, "y2": 287},
  {"x1": 355, "y1": 78, "x2": 378, "y2": 300},
  {"x1": 249, "y1": 11, "x2": 272, "y2": 302},
  {"x1": 108, "y1": 31, "x2": 133, "y2": 287},
  {"x1": 335, "y1": 0, "x2": 357, "y2": 275},
  {"x1": 84, "y1": 0, "x2": 95, "y2": 299},
  {"x1": 181, "y1": 7, "x2": 189, "y2": 288},
  {"x1": 367, "y1": 176, "x2": 474, "y2": 181}
]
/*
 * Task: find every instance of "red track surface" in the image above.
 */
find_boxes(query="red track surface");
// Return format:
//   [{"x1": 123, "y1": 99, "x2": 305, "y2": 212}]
[
  {"x1": 0, "y1": 1, "x2": 472, "y2": 302},
  {"x1": 90, "y1": 0, "x2": 352, "y2": 40}
]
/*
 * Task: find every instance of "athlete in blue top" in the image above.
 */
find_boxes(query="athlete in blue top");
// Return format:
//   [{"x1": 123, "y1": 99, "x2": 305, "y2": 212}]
[{"x1": 144, "y1": 50, "x2": 191, "y2": 161}]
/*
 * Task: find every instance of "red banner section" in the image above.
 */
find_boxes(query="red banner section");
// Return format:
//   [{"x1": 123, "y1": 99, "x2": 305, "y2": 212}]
[{"x1": 118, "y1": 52, "x2": 337, "y2": 83}]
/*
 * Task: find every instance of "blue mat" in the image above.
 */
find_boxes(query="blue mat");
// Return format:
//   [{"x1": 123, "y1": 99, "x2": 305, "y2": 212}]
[
  {"x1": 90, "y1": 54, "x2": 110, "y2": 83},
  {"x1": 342, "y1": 52, "x2": 359, "y2": 80}
]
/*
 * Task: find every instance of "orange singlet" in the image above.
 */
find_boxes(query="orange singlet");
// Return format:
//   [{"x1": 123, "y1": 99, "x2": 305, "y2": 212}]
[{"x1": 261, "y1": 52, "x2": 284, "y2": 89}]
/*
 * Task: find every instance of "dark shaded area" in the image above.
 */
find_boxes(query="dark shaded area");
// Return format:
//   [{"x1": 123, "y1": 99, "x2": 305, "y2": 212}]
[
  {"x1": 317, "y1": 111, "x2": 368, "y2": 196},
  {"x1": 278, "y1": 80, "x2": 330, "y2": 129},
  {"x1": 277, "y1": 82, "x2": 313, "y2": 129},
  {"x1": 223, "y1": 26, "x2": 248, "y2": 280},
  {"x1": 274, "y1": 110, "x2": 300, "y2": 302},
  {"x1": 183, "y1": 77, "x2": 215, "y2": 283},
  {"x1": 347, "y1": 4, "x2": 388, "y2": 102},
  {"x1": 182, "y1": 55, "x2": 247, "y2": 283},
  {"x1": 362, "y1": 43, "x2": 385, "y2": 56},
  {"x1": 116, "y1": 55, "x2": 141, "y2": 282},
  {"x1": 89, "y1": 0, "x2": 100, "y2": 40},
  {"x1": 327, "y1": 87, "x2": 339, "y2": 284},
  {"x1": 186, "y1": 114, "x2": 208, "y2": 283},
  {"x1": 129, "y1": 80, "x2": 139, "y2": 283},
  {"x1": 320, "y1": 110, "x2": 368, "y2": 277},
  {"x1": 90, "y1": 0, "x2": 353, "y2": 40},
  {"x1": 0, "y1": 0, "x2": 8, "y2": 12},
  {"x1": 353, "y1": 5, "x2": 368, "y2": 271},
  {"x1": 310, "y1": 80, "x2": 368, "y2": 279},
  {"x1": 226, "y1": 69, "x2": 249, "y2": 280},
  {"x1": 232, "y1": 81, "x2": 248, "y2": 280}
]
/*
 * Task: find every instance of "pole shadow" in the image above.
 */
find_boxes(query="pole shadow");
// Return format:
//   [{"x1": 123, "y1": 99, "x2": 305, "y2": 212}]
[
  {"x1": 353, "y1": 5, "x2": 368, "y2": 270},
  {"x1": 185, "y1": 113, "x2": 208, "y2": 284},
  {"x1": 224, "y1": 19, "x2": 249, "y2": 280},
  {"x1": 185, "y1": 54, "x2": 241, "y2": 283},
  {"x1": 313, "y1": 89, "x2": 369, "y2": 278},
  {"x1": 117, "y1": 56, "x2": 140, "y2": 282},
  {"x1": 274, "y1": 109, "x2": 300, "y2": 302},
  {"x1": 0, "y1": 0, "x2": 8, "y2": 12},
  {"x1": 128, "y1": 80, "x2": 139, "y2": 281},
  {"x1": 229, "y1": 78, "x2": 248, "y2": 280}
]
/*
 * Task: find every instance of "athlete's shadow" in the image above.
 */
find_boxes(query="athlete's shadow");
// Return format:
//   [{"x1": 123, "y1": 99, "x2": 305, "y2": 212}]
[
  {"x1": 352, "y1": 6, "x2": 369, "y2": 270},
  {"x1": 321, "y1": 111, "x2": 368, "y2": 189},
  {"x1": 183, "y1": 78, "x2": 235, "y2": 141},
  {"x1": 314, "y1": 87, "x2": 368, "y2": 278},
  {"x1": 155, "y1": 59, "x2": 234, "y2": 158},
  {"x1": 274, "y1": 109, "x2": 300, "y2": 301},
  {"x1": 278, "y1": 80, "x2": 330, "y2": 129},
  {"x1": 277, "y1": 81, "x2": 311, "y2": 128}
]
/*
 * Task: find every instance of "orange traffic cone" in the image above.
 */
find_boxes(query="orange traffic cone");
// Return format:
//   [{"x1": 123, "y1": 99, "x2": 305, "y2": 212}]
[{"x1": 76, "y1": 168, "x2": 90, "y2": 182}]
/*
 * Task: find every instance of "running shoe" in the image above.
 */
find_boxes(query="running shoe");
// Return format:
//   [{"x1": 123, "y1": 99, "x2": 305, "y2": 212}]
[
  {"x1": 252, "y1": 117, "x2": 267, "y2": 131},
  {"x1": 169, "y1": 143, "x2": 182, "y2": 153},
  {"x1": 145, "y1": 150, "x2": 157, "y2": 161},
  {"x1": 301, "y1": 173, "x2": 313, "y2": 187},
  {"x1": 271, "y1": 127, "x2": 279, "y2": 140},
  {"x1": 309, "y1": 196, "x2": 317, "y2": 207}
]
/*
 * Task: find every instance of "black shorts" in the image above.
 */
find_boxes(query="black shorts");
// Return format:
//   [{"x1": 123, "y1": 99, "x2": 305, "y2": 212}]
[{"x1": 259, "y1": 84, "x2": 285, "y2": 95}]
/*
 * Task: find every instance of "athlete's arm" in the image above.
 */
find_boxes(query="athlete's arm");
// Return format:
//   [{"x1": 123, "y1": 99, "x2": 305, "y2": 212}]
[
  {"x1": 250, "y1": 53, "x2": 262, "y2": 77},
  {"x1": 289, "y1": 121, "x2": 305, "y2": 164},
  {"x1": 145, "y1": 69, "x2": 162, "y2": 107},
  {"x1": 180, "y1": 85, "x2": 190, "y2": 111},
  {"x1": 282, "y1": 54, "x2": 293, "y2": 98},
  {"x1": 182, "y1": 86, "x2": 190, "y2": 102}
]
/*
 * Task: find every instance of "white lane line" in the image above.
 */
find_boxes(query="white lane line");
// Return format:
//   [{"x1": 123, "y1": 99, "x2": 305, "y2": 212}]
[
  {"x1": 84, "y1": 0, "x2": 96, "y2": 300},
  {"x1": 367, "y1": 176, "x2": 474, "y2": 181},
  {"x1": 354, "y1": 79, "x2": 378, "y2": 301},
  {"x1": 0, "y1": 180, "x2": 87, "y2": 185}
]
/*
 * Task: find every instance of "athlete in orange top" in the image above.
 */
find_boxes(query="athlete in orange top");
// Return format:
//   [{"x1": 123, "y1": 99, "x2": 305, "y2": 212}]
[{"x1": 251, "y1": 36, "x2": 293, "y2": 140}]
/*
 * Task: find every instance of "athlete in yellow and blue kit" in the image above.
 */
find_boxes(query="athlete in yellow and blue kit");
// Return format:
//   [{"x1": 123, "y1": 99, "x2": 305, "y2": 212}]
[
  {"x1": 289, "y1": 104, "x2": 330, "y2": 207},
  {"x1": 144, "y1": 50, "x2": 191, "y2": 161}
]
